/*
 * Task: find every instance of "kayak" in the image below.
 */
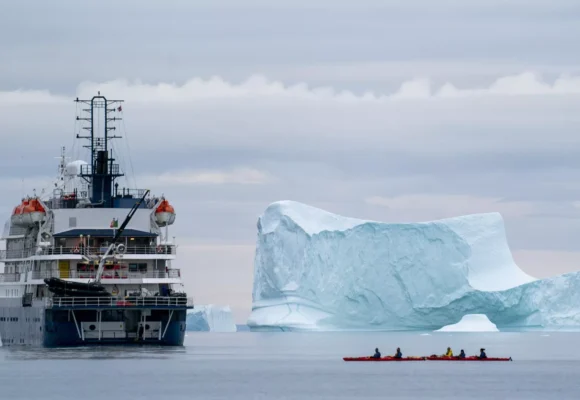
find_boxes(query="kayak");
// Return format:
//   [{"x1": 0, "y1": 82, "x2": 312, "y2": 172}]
[
  {"x1": 343, "y1": 356, "x2": 512, "y2": 362},
  {"x1": 426, "y1": 356, "x2": 512, "y2": 361},
  {"x1": 343, "y1": 356, "x2": 426, "y2": 362}
]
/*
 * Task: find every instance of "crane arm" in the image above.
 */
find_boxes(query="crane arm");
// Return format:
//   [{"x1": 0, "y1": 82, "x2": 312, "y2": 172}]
[{"x1": 93, "y1": 190, "x2": 150, "y2": 284}]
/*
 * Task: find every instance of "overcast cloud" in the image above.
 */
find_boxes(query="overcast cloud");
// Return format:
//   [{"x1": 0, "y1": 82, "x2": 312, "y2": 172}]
[{"x1": 1, "y1": 1, "x2": 580, "y2": 322}]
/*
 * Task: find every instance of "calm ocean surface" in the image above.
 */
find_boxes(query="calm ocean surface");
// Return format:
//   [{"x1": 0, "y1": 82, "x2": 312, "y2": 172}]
[{"x1": 1, "y1": 332, "x2": 580, "y2": 399}]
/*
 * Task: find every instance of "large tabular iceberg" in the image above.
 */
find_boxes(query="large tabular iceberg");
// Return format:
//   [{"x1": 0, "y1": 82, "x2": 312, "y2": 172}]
[
  {"x1": 187, "y1": 305, "x2": 237, "y2": 332},
  {"x1": 247, "y1": 201, "x2": 580, "y2": 331}
]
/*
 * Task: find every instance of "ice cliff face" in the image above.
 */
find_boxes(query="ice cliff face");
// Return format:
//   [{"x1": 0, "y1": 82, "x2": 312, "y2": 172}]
[
  {"x1": 187, "y1": 305, "x2": 237, "y2": 332},
  {"x1": 248, "y1": 201, "x2": 578, "y2": 331}
]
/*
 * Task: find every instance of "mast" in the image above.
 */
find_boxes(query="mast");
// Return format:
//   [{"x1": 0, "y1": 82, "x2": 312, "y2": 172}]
[{"x1": 75, "y1": 93, "x2": 124, "y2": 207}]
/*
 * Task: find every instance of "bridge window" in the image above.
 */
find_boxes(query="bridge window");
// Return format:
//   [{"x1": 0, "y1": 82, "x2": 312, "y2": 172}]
[{"x1": 129, "y1": 263, "x2": 147, "y2": 273}]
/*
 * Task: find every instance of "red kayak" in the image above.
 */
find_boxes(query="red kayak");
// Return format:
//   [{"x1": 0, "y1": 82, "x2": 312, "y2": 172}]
[
  {"x1": 343, "y1": 356, "x2": 426, "y2": 362},
  {"x1": 426, "y1": 356, "x2": 512, "y2": 362}
]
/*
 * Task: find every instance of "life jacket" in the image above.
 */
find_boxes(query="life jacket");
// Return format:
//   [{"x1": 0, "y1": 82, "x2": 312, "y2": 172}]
[{"x1": 445, "y1": 349, "x2": 453, "y2": 357}]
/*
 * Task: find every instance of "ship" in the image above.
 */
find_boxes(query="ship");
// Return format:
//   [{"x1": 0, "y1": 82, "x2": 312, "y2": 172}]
[{"x1": 0, "y1": 94, "x2": 193, "y2": 346}]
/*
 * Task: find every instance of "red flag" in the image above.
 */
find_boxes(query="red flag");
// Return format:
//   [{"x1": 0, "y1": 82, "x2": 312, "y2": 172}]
[{"x1": 117, "y1": 105, "x2": 122, "y2": 112}]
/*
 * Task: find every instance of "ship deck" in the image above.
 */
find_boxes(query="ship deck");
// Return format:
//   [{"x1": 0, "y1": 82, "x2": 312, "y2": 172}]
[{"x1": 45, "y1": 296, "x2": 194, "y2": 310}]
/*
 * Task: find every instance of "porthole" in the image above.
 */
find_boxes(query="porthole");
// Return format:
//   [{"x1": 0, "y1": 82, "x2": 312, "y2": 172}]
[{"x1": 89, "y1": 325, "x2": 96, "y2": 331}]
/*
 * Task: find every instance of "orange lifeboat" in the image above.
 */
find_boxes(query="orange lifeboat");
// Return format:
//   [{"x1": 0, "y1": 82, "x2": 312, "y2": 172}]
[
  {"x1": 10, "y1": 198, "x2": 46, "y2": 226},
  {"x1": 28, "y1": 198, "x2": 47, "y2": 224},
  {"x1": 20, "y1": 201, "x2": 35, "y2": 226},
  {"x1": 10, "y1": 200, "x2": 29, "y2": 226},
  {"x1": 10, "y1": 200, "x2": 27, "y2": 226},
  {"x1": 155, "y1": 199, "x2": 176, "y2": 226}
]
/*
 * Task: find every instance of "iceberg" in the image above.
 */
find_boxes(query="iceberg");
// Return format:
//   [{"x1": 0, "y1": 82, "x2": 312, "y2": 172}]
[
  {"x1": 435, "y1": 314, "x2": 499, "y2": 332},
  {"x1": 248, "y1": 201, "x2": 580, "y2": 331},
  {"x1": 187, "y1": 305, "x2": 237, "y2": 332}
]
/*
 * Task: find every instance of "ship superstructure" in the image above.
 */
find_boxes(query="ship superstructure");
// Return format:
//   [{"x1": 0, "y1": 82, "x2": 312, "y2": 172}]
[{"x1": 0, "y1": 94, "x2": 192, "y2": 346}]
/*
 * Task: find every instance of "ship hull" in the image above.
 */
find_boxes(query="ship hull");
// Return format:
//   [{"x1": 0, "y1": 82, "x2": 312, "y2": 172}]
[
  {"x1": 0, "y1": 298, "x2": 188, "y2": 347},
  {"x1": 43, "y1": 319, "x2": 186, "y2": 347},
  {"x1": 43, "y1": 308, "x2": 187, "y2": 347},
  {"x1": 0, "y1": 298, "x2": 45, "y2": 346}
]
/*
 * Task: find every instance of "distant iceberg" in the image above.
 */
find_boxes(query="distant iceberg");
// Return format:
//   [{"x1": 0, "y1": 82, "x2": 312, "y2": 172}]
[
  {"x1": 236, "y1": 325, "x2": 251, "y2": 332},
  {"x1": 248, "y1": 201, "x2": 580, "y2": 331},
  {"x1": 436, "y1": 314, "x2": 499, "y2": 332},
  {"x1": 187, "y1": 305, "x2": 237, "y2": 332}
]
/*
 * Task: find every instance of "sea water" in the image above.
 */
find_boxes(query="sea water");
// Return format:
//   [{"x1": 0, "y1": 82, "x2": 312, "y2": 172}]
[{"x1": 1, "y1": 332, "x2": 580, "y2": 399}]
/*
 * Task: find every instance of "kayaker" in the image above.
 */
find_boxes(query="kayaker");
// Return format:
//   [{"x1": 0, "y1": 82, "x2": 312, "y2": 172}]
[
  {"x1": 372, "y1": 348, "x2": 381, "y2": 358},
  {"x1": 445, "y1": 347, "x2": 453, "y2": 357},
  {"x1": 394, "y1": 347, "x2": 402, "y2": 359},
  {"x1": 458, "y1": 349, "x2": 466, "y2": 359},
  {"x1": 479, "y1": 348, "x2": 487, "y2": 359}
]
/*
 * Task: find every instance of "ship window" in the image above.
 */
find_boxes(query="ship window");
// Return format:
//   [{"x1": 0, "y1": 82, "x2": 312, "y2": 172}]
[
  {"x1": 129, "y1": 263, "x2": 147, "y2": 273},
  {"x1": 69, "y1": 217, "x2": 77, "y2": 227}
]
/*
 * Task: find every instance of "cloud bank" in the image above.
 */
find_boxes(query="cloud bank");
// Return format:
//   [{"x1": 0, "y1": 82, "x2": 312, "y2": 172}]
[{"x1": 1, "y1": 72, "x2": 580, "y2": 104}]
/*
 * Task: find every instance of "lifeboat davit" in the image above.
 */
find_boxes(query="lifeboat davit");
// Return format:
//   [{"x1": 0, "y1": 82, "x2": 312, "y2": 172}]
[
  {"x1": 155, "y1": 199, "x2": 176, "y2": 227},
  {"x1": 10, "y1": 198, "x2": 46, "y2": 227}
]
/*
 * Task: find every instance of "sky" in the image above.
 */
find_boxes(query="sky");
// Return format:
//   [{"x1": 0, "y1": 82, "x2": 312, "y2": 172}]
[{"x1": 1, "y1": 0, "x2": 580, "y2": 322}]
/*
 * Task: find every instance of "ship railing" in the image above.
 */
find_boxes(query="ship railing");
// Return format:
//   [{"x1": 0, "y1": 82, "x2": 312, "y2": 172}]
[
  {"x1": 47, "y1": 245, "x2": 176, "y2": 256},
  {"x1": 47, "y1": 192, "x2": 158, "y2": 210},
  {"x1": 0, "y1": 273, "x2": 22, "y2": 283},
  {"x1": 0, "y1": 249, "x2": 33, "y2": 260},
  {"x1": 113, "y1": 188, "x2": 149, "y2": 198},
  {"x1": 48, "y1": 191, "x2": 85, "y2": 210},
  {"x1": 0, "y1": 245, "x2": 176, "y2": 259},
  {"x1": 30, "y1": 269, "x2": 181, "y2": 280},
  {"x1": 45, "y1": 296, "x2": 194, "y2": 309}
]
